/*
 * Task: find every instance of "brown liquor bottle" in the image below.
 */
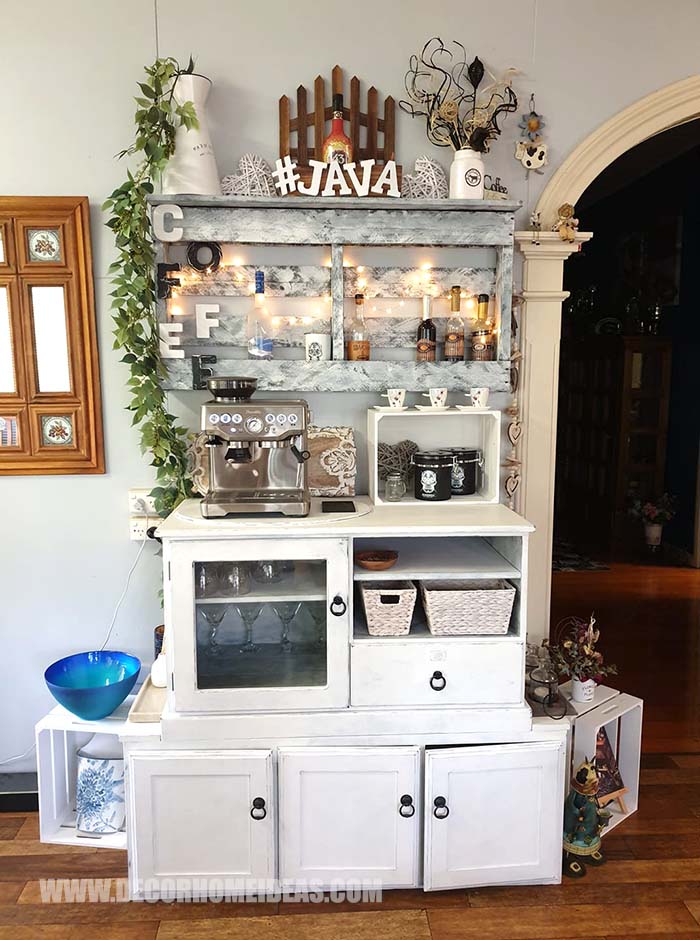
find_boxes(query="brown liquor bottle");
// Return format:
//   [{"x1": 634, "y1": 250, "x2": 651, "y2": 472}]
[
  {"x1": 347, "y1": 294, "x2": 370, "y2": 361},
  {"x1": 322, "y1": 94, "x2": 353, "y2": 165},
  {"x1": 416, "y1": 296, "x2": 437, "y2": 362}
]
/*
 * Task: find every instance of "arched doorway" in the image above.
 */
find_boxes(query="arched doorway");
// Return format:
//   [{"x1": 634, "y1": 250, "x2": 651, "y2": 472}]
[{"x1": 518, "y1": 76, "x2": 700, "y2": 642}]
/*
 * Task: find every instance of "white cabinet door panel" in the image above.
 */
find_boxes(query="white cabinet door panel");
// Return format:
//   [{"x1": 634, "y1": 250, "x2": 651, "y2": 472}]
[
  {"x1": 424, "y1": 742, "x2": 564, "y2": 890},
  {"x1": 129, "y1": 750, "x2": 275, "y2": 887},
  {"x1": 279, "y1": 746, "x2": 420, "y2": 888}
]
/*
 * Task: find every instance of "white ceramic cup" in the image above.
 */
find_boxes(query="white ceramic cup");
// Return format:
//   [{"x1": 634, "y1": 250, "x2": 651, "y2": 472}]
[
  {"x1": 422, "y1": 387, "x2": 448, "y2": 407},
  {"x1": 382, "y1": 388, "x2": 406, "y2": 408},
  {"x1": 304, "y1": 333, "x2": 331, "y2": 362},
  {"x1": 469, "y1": 387, "x2": 490, "y2": 408}
]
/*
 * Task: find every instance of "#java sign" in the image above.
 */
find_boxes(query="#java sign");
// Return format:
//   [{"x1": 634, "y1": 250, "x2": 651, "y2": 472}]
[{"x1": 272, "y1": 156, "x2": 401, "y2": 198}]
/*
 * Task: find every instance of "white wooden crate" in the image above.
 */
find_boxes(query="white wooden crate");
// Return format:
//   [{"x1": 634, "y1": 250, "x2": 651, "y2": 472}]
[
  {"x1": 368, "y1": 408, "x2": 501, "y2": 506},
  {"x1": 569, "y1": 691, "x2": 643, "y2": 834}
]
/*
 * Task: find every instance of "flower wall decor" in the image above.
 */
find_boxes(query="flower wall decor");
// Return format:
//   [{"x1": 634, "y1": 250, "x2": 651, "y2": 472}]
[{"x1": 399, "y1": 38, "x2": 518, "y2": 153}]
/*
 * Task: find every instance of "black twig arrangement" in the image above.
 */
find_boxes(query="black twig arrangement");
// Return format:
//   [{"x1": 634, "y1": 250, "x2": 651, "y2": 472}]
[{"x1": 399, "y1": 38, "x2": 518, "y2": 153}]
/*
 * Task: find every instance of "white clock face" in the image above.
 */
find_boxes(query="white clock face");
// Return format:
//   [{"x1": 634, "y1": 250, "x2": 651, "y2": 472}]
[{"x1": 28, "y1": 229, "x2": 62, "y2": 262}]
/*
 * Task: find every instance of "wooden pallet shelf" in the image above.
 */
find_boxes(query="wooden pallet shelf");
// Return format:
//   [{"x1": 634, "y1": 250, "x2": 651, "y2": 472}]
[{"x1": 150, "y1": 195, "x2": 519, "y2": 392}]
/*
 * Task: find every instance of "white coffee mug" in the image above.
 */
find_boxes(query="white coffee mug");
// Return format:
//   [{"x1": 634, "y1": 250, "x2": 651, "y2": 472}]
[
  {"x1": 382, "y1": 388, "x2": 406, "y2": 408},
  {"x1": 422, "y1": 387, "x2": 448, "y2": 407},
  {"x1": 304, "y1": 333, "x2": 331, "y2": 362},
  {"x1": 470, "y1": 387, "x2": 490, "y2": 408}
]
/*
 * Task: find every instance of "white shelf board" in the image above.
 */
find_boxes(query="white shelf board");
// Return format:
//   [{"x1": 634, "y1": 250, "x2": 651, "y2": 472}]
[
  {"x1": 353, "y1": 537, "x2": 520, "y2": 581},
  {"x1": 196, "y1": 562, "x2": 326, "y2": 605},
  {"x1": 373, "y1": 493, "x2": 494, "y2": 508},
  {"x1": 50, "y1": 816, "x2": 127, "y2": 851}
]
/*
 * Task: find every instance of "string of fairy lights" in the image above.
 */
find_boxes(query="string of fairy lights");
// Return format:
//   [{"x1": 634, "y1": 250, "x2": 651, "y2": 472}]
[{"x1": 166, "y1": 256, "x2": 496, "y2": 332}]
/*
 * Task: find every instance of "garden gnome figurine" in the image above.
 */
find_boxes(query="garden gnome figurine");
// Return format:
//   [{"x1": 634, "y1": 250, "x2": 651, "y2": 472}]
[{"x1": 563, "y1": 757, "x2": 612, "y2": 877}]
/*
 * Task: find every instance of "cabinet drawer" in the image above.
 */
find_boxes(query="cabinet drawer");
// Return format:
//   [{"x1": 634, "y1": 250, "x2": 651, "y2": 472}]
[{"x1": 351, "y1": 640, "x2": 523, "y2": 707}]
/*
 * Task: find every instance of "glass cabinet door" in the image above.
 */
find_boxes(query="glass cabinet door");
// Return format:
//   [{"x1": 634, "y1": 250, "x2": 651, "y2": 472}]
[{"x1": 169, "y1": 537, "x2": 349, "y2": 712}]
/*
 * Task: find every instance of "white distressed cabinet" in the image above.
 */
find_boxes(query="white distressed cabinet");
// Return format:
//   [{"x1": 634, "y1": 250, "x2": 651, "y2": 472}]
[
  {"x1": 279, "y1": 746, "x2": 421, "y2": 888},
  {"x1": 424, "y1": 742, "x2": 565, "y2": 889},
  {"x1": 37, "y1": 498, "x2": 570, "y2": 897},
  {"x1": 128, "y1": 750, "x2": 275, "y2": 888}
]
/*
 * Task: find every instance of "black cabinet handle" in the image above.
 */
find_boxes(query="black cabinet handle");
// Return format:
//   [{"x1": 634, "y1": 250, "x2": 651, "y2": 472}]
[
  {"x1": 330, "y1": 595, "x2": 347, "y2": 617},
  {"x1": 433, "y1": 796, "x2": 449, "y2": 819},
  {"x1": 399, "y1": 794, "x2": 415, "y2": 818},
  {"x1": 430, "y1": 670, "x2": 447, "y2": 691},
  {"x1": 250, "y1": 797, "x2": 267, "y2": 820}
]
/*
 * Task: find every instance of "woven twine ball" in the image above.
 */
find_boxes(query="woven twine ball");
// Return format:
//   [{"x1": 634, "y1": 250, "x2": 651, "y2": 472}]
[
  {"x1": 221, "y1": 153, "x2": 275, "y2": 196},
  {"x1": 402, "y1": 156, "x2": 449, "y2": 199},
  {"x1": 377, "y1": 440, "x2": 419, "y2": 481}
]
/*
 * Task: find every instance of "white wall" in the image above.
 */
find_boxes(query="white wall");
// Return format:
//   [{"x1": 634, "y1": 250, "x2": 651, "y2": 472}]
[{"x1": 2, "y1": 0, "x2": 699, "y2": 770}]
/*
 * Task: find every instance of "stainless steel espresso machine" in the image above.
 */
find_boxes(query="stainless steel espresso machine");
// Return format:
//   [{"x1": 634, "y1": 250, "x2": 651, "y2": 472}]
[{"x1": 199, "y1": 377, "x2": 311, "y2": 518}]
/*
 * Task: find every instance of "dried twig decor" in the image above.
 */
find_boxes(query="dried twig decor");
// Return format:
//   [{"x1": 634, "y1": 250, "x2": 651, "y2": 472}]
[{"x1": 400, "y1": 38, "x2": 518, "y2": 153}]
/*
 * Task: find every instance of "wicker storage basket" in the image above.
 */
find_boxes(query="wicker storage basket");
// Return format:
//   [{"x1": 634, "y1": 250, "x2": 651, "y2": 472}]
[
  {"x1": 420, "y1": 579, "x2": 516, "y2": 636},
  {"x1": 360, "y1": 580, "x2": 417, "y2": 636}
]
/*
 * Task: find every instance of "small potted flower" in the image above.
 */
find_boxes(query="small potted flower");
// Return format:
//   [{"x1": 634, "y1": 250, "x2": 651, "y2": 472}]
[
  {"x1": 630, "y1": 493, "x2": 676, "y2": 551},
  {"x1": 547, "y1": 615, "x2": 617, "y2": 704}
]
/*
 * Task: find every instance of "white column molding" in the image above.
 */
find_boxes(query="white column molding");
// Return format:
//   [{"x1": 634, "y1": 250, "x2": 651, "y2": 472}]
[{"x1": 515, "y1": 231, "x2": 593, "y2": 643}]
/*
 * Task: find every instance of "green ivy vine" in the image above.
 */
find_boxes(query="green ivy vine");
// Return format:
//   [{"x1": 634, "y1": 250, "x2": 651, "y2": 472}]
[{"x1": 103, "y1": 56, "x2": 198, "y2": 515}]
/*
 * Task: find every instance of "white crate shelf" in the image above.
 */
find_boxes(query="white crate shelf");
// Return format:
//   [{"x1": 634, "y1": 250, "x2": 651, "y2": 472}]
[
  {"x1": 564, "y1": 687, "x2": 643, "y2": 835},
  {"x1": 35, "y1": 697, "x2": 158, "y2": 851},
  {"x1": 368, "y1": 408, "x2": 501, "y2": 506}
]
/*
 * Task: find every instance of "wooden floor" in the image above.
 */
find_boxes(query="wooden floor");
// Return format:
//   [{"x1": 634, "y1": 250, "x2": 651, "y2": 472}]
[{"x1": 4, "y1": 562, "x2": 700, "y2": 940}]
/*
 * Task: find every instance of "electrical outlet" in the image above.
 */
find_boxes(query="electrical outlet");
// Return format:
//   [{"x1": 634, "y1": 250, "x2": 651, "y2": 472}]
[
  {"x1": 129, "y1": 516, "x2": 151, "y2": 541},
  {"x1": 128, "y1": 487, "x2": 157, "y2": 515}
]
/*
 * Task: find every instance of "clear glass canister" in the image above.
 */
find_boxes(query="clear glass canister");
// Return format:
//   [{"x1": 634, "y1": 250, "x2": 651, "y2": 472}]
[{"x1": 384, "y1": 472, "x2": 407, "y2": 502}]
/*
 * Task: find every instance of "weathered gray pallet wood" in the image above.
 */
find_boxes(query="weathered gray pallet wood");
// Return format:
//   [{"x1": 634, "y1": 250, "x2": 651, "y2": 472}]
[
  {"x1": 163, "y1": 358, "x2": 510, "y2": 393},
  {"x1": 331, "y1": 244, "x2": 345, "y2": 361},
  {"x1": 151, "y1": 199, "x2": 516, "y2": 248},
  {"x1": 177, "y1": 264, "x2": 495, "y2": 298},
  {"x1": 150, "y1": 195, "x2": 519, "y2": 390}
]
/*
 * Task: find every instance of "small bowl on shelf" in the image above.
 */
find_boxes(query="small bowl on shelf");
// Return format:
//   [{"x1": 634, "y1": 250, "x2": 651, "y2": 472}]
[
  {"x1": 44, "y1": 650, "x2": 141, "y2": 721},
  {"x1": 355, "y1": 550, "x2": 399, "y2": 572}
]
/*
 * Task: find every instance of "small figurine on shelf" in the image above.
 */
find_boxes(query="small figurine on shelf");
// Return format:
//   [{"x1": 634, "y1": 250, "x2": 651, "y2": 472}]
[
  {"x1": 552, "y1": 203, "x2": 580, "y2": 243},
  {"x1": 563, "y1": 757, "x2": 612, "y2": 878}
]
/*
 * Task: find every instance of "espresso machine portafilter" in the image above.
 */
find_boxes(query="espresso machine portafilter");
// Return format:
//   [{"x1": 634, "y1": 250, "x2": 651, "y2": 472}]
[{"x1": 198, "y1": 377, "x2": 311, "y2": 518}]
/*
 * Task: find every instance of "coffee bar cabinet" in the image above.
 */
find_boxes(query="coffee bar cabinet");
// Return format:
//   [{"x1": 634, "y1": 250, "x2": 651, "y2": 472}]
[{"x1": 114, "y1": 499, "x2": 569, "y2": 899}]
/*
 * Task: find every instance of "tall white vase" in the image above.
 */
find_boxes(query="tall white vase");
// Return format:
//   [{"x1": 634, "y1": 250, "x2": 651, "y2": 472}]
[
  {"x1": 162, "y1": 74, "x2": 221, "y2": 196},
  {"x1": 449, "y1": 148, "x2": 485, "y2": 199}
]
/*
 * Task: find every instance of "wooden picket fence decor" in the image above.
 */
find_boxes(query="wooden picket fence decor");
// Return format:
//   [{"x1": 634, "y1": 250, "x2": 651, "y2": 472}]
[{"x1": 278, "y1": 65, "x2": 401, "y2": 193}]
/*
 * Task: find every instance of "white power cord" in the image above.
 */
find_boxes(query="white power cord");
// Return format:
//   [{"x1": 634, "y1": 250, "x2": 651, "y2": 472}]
[{"x1": 0, "y1": 513, "x2": 152, "y2": 766}]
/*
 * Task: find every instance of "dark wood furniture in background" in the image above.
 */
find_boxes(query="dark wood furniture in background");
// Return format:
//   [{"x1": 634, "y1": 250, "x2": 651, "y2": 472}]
[
  {"x1": 555, "y1": 336, "x2": 672, "y2": 556},
  {"x1": 0, "y1": 196, "x2": 104, "y2": 474}
]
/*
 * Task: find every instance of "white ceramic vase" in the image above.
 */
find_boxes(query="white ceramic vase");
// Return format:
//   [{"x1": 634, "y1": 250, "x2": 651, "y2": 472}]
[
  {"x1": 449, "y1": 148, "x2": 485, "y2": 199},
  {"x1": 571, "y1": 676, "x2": 596, "y2": 704},
  {"x1": 645, "y1": 522, "x2": 663, "y2": 550},
  {"x1": 162, "y1": 74, "x2": 222, "y2": 196},
  {"x1": 75, "y1": 733, "x2": 125, "y2": 834}
]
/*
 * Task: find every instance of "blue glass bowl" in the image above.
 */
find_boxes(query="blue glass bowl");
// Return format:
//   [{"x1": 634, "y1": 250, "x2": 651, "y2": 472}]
[{"x1": 44, "y1": 651, "x2": 141, "y2": 720}]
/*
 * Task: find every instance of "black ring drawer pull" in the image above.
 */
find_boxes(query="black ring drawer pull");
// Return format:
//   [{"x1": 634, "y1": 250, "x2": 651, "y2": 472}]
[
  {"x1": 399, "y1": 794, "x2": 415, "y2": 818},
  {"x1": 433, "y1": 796, "x2": 449, "y2": 819},
  {"x1": 430, "y1": 670, "x2": 447, "y2": 691},
  {"x1": 330, "y1": 595, "x2": 347, "y2": 617},
  {"x1": 250, "y1": 797, "x2": 267, "y2": 820}
]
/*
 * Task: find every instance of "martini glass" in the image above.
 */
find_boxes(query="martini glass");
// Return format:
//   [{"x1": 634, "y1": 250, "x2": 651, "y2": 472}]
[
  {"x1": 308, "y1": 602, "x2": 326, "y2": 647},
  {"x1": 273, "y1": 602, "x2": 301, "y2": 654},
  {"x1": 235, "y1": 603, "x2": 263, "y2": 654},
  {"x1": 199, "y1": 604, "x2": 227, "y2": 657}
]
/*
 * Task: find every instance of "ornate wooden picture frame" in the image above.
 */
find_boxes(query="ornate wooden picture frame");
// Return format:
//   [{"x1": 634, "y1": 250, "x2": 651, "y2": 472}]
[{"x1": 0, "y1": 196, "x2": 104, "y2": 474}]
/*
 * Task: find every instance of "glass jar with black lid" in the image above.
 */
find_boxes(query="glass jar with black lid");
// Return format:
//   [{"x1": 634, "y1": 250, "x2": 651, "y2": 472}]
[
  {"x1": 413, "y1": 451, "x2": 454, "y2": 501},
  {"x1": 449, "y1": 448, "x2": 483, "y2": 496}
]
